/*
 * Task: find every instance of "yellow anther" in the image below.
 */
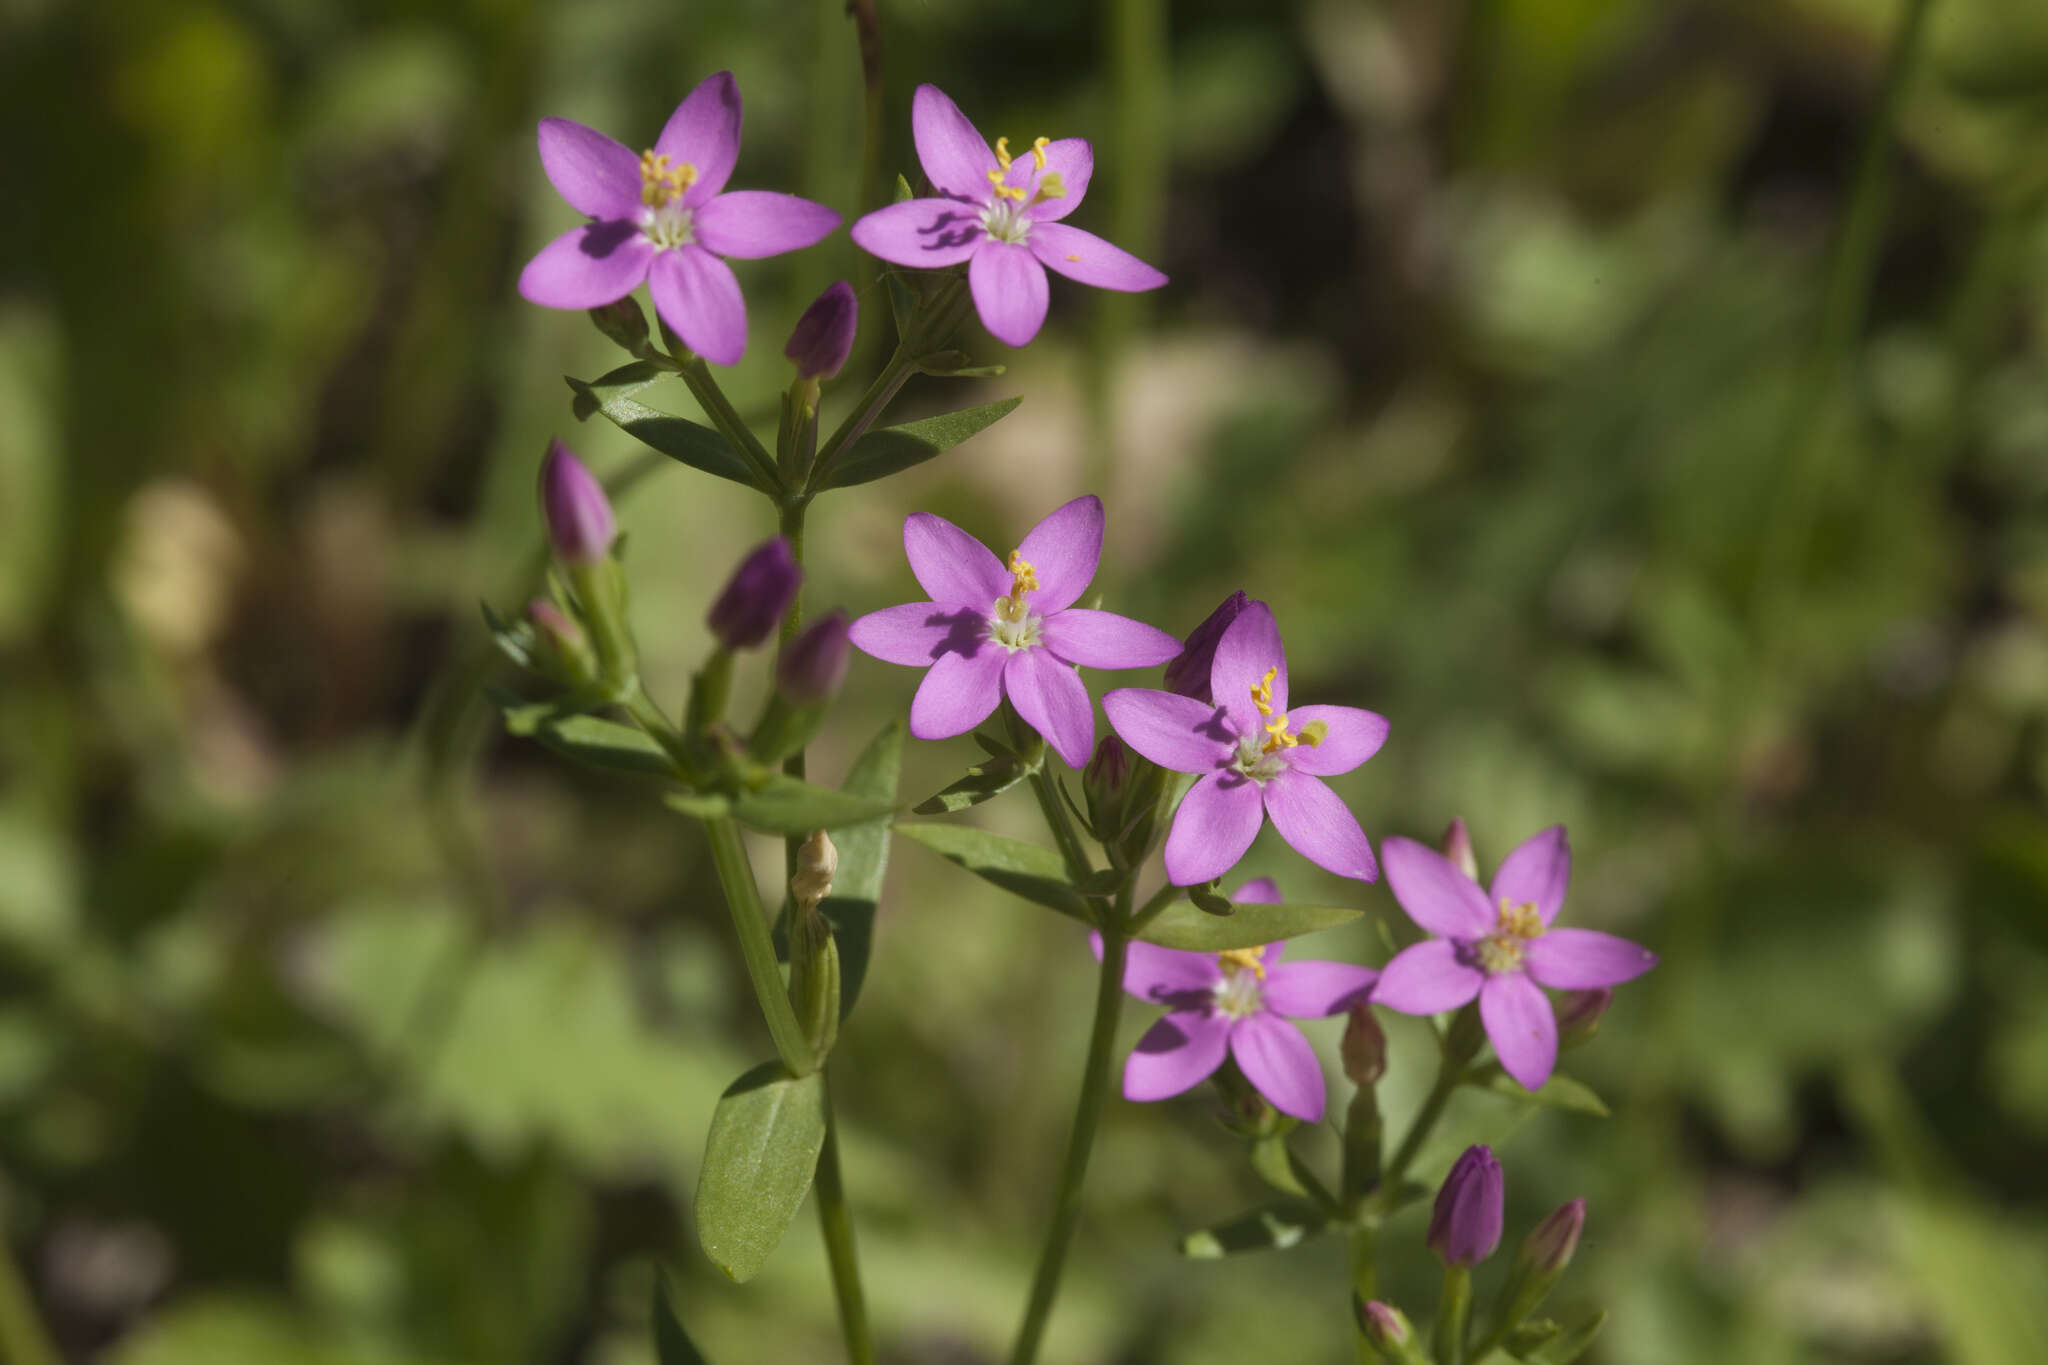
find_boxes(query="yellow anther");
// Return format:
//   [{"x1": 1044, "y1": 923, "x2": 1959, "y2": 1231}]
[
  {"x1": 1031, "y1": 136, "x2": 1050, "y2": 170},
  {"x1": 1496, "y1": 898, "x2": 1545, "y2": 940},
  {"x1": 638, "y1": 151, "x2": 697, "y2": 207},
  {"x1": 994, "y1": 136, "x2": 1013, "y2": 169},
  {"x1": 987, "y1": 167, "x2": 1007, "y2": 186},
  {"x1": 1217, "y1": 945, "x2": 1267, "y2": 979},
  {"x1": 1036, "y1": 171, "x2": 1066, "y2": 201},
  {"x1": 1263, "y1": 714, "x2": 1299, "y2": 750},
  {"x1": 1064, "y1": 253, "x2": 1082, "y2": 261},
  {"x1": 1006, "y1": 550, "x2": 1040, "y2": 596},
  {"x1": 1250, "y1": 667, "x2": 1278, "y2": 717}
]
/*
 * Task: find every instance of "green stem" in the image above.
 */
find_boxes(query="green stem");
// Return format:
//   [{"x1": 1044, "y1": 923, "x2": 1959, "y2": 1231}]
[
  {"x1": 814, "y1": 1074, "x2": 876, "y2": 1365},
  {"x1": 1348, "y1": 1226, "x2": 1379, "y2": 1365},
  {"x1": 1382, "y1": 1042, "x2": 1468, "y2": 1197},
  {"x1": 1435, "y1": 1265, "x2": 1473, "y2": 1365},
  {"x1": 702, "y1": 815, "x2": 815, "y2": 1076},
  {"x1": 1126, "y1": 880, "x2": 1182, "y2": 935},
  {"x1": 807, "y1": 346, "x2": 918, "y2": 494},
  {"x1": 1008, "y1": 924, "x2": 1129, "y2": 1365},
  {"x1": 678, "y1": 356, "x2": 781, "y2": 493},
  {"x1": 1027, "y1": 766, "x2": 1094, "y2": 889},
  {"x1": 0, "y1": 1230, "x2": 59, "y2": 1365}
]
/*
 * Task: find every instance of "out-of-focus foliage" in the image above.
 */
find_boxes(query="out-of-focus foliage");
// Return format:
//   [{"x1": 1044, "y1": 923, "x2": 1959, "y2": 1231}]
[{"x1": 2, "y1": 0, "x2": 2046, "y2": 1361}]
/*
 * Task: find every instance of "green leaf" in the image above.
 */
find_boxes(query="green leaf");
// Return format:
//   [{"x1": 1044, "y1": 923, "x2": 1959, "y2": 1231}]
[
  {"x1": 1515, "y1": 1309, "x2": 1606, "y2": 1364},
  {"x1": 894, "y1": 823, "x2": 1090, "y2": 921},
  {"x1": 1250, "y1": 1135, "x2": 1306, "y2": 1197},
  {"x1": 818, "y1": 397, "x2": 1022, "y2": 489},
  {"x1": 912, "y1": 749, "x2": 1037, "y2": 814},
  {"x1": 525, "y1": 713, "x2": 677, "y2": 779},
  {"x1": 652, "y1": 1274, "x2": 711, "y2": 1365},
  {"x1": 695, "y1": 1063, "x2": 826, "y2": 1282},
  {"x1": 822, "y1": 722, "x2": 903, "y2": 1019},
  {"x1": 1139, "y1": 901, "x2": 1364, "y2": 952},
  {"x1": 1180, "y1": 1201, "x2": 1329, "y2": 1258},
  {"x1": 567, "y1": 367, "x2": 765, "y2": 491},
  {"x1": 715, "y1": 775, "x2": 896, "y2": 836},
  {"x1": 665, "y1": 790, "x2": 731, "y2": 819},
  {"x1": 1476, "y1": 1068, "x2": 1611, "y2": 1117}
]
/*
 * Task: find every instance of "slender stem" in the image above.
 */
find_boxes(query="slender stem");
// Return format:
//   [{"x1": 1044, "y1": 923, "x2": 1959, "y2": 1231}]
[
  {"x1": 678, "y1": 356, "x2": 781, "y2": 492},
  {"x1": 1435, "y1": 1265, "x2": 1473, "y2": 1365},
  {"x1": 0, "y1": 1230, "x2": 60, "y2": 1365},
  {"x1": 1347, "y1": 1226, "x2": 1379, "y2": 1365},
  {"x1": 813, "y1": 1074, "x2": 876, "y2": 1365},
  {"x1": 1027, "y1": 766, "x2": 1093, "y2": 889},
  {"x1": 702, "y1": 815, "x2": 815, "y2": 1076},
  {"x1": 1382, "y1": 1052, "x2": 1464, "y2": 1196},
  {"x1": 1127, "y1": 880, "x2": 1182, "y2": 934},
  {"x1": 1008, "y1": 925, "x2": 1129, "y2": 1365},
  {"x1": 807, "y1": 346, "x2": 918, "y2": 494}
]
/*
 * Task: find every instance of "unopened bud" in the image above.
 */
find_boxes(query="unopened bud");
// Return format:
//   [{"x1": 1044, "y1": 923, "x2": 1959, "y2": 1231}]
[
  {"x1": 1442, "y1": 818, "x2": 1478, "y2": 881},
  {"x1": 785, "y1": 281, "x2": 858, "y2": 380},
  {"x1": 776, "y1": 611, "x2": 851, "y2": 704},
  {"x1": 1358, "y1": 1300, "x2": 1411, "y2": 1347},
  {"x1": 1164, "y1": 591, "x2": 1251, "y2": 703},
  {"x1": 793, "y1": 830, "x2": 838, "y2": 911},
  {"x1": 588, "y1": 297, "x2": 651, "y2": 355},
  {"x1": 1082, "y1": 735, "x2": 1130, "y2": 839},
  {"x1": 1557, "y1": 988, "x2": 1612, "y2": 1048},
  {"x1": 1521, "y1": 1198, "x2": 1585, "y2": 1276},
  {"x1": 538, "y1": 439, "x2": 615, "y2": 565},
  {"x1": 1427, "y1": 1145, "x2": 1504, "y2": 1268},
  {"x1": 1341, "y1": 1004, "x2": 1387, "y2": 1086},
  {"x1": 707, "y1": 538, "x2": 801, "y2": 650},
  {"x1": 525, "y1": 598, "x2": 595, "y2": 685}
]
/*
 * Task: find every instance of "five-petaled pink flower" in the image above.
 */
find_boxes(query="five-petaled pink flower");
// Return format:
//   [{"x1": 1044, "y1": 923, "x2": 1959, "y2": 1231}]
[
  {"x1": 1103, "y1": 601, "x2": 1386, "y2": 886},
  {"x1": 519, "y1": 72, "x2": 841, "y2": 366},
  {"x1": 1102, "y1": 879, "x2": 1378, "y2": 1122},
  {"x1": 850, "y1": 85, "x2": 1166, "y2": 347},
  {"x1": 1374, "y1": 827, "x2": 1658, "y2": 1091},
  {"x1": 847, "y1": 496, "x2": 1178, "y2": 768}
]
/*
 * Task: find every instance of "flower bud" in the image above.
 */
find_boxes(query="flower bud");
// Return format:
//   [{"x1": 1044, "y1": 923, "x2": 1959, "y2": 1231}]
[
  {"x1": 1341, "y1": 1003, "x2": 1387, "y2": 1086},
  {"x1": 1442, "y1": 817, "x2": 1478, "y2": 881},
  {"x1": 1427, "y1": 1145, "x2": 1504, "y2": 1268},
  {"x1": 707, "y1": 538, "x2": 801, "y2": 650},
  {"x1": 588, "y1": 296, "x2": 651, "y2": 355},
  {"x1": 525, "y1": 597, "x2": 595, "y2": 686},
  {"x1": 1521, "y1": 1198, "x2": 1585, "y2": 1276},
  {"x1": 538, "y1": 439, "x2": 615, "y2": 565},
  {"x1": 793, "y1": 830, "x2": 839, "y2": 911},
  {"x1": 777, "y1": 611, "x2": 851, "y2": 703},
  {"x1": 1164, "y1": 591, "x2": 1251, "y2": 702},
  {"x1": 1556, "y1": 987, "x2": 1612, "y2": 1048},
  {"x1": 785, "y1": 281, "x2": 858, "y2": 380},
  {"x1": 1083, "y1": 736, "x2": 1130, "y2": 816},
  {"x1": 1357, "y1": 1300, "x2": 1411, "y2": 1348}
]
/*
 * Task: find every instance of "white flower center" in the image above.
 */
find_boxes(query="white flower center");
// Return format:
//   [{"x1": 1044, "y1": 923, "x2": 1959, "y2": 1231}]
[
  {"x1": 1226, "y1": 666, "x2": 1325, "y2": 785},
  {"x1": 986, "y1": 549, "x2": 1043, "y2": 652},
  {"x1": 1213, "y1": 946, "x2": 1266, "y2": 1018},
  {"x1": 981, "y1": 198, "x2": 1030, "y2": 245},
  {"x1": 978, "y1": 135, "x2": 1067, "y2": 245},
  {"x1": 641, "y1": 200, "x2": 695, "y2": 250}
]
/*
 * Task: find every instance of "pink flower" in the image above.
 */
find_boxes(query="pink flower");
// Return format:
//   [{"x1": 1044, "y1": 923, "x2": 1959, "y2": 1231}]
[
  {"x1": 518, "y1": 73, "x2": 841, "y2": 365},
  {"x1": 847, "y1": 496, "x2": 1178, "y2": 767},
  {"x1": 850, "y1": 86, "x2": 1166, "y2": 346},
  {"x1": 1374, "y1": 827, "x2": 1658, "y2": 1091},
  {"x1": 1101, "y1": 880, "x2": 1377, "y2": 1122}
]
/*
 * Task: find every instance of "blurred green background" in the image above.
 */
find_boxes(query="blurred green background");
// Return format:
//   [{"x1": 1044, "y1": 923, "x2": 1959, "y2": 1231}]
[{"x1": 5, "y1": 0, "x2": 2048, "y2": 1360}]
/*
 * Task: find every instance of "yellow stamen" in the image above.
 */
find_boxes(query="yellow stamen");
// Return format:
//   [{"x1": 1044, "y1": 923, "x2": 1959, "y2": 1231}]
[
  {"x1": 1006, "y1": 550, "x2": 1040, "y2": 596},
  {"x1": 638, "y1": 151, "x2": 697, "y2": 207},
  {"x1": 1250, "y1": 667, "x2": 1278, "y2": 717},
  {"x1": 994, "y1": 136, "x2": 1013, "y2": 170},
  {"x1": 1217, "y1": 945, "x2": 1267, "y2": 979},
  {"x1": 1031, "y1": 136, "x2": 1050, "y2": 170},
  {"x1": 1496, "y1": 897, "x2": 1545, "y2": 940},
  {"x1": 1036, "y1": 171, "x2": 1066, "y2": 201}
]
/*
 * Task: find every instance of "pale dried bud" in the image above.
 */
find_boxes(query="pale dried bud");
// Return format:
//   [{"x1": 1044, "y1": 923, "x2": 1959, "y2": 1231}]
[
  {"x1": 1341, "y1": 1003, "x2": 1387, "y2": 1086},
  {"x1": 793, "y1": 829, "x2": 838, "y2": 911},
  {"x1": 1442, "y1": 817, "x2": 1478, "y2": 881}
]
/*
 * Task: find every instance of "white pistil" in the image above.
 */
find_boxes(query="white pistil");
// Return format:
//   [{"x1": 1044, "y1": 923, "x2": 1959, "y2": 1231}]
[{"x1": 641, "y1": 201, "x2": 695, "y2": 250}]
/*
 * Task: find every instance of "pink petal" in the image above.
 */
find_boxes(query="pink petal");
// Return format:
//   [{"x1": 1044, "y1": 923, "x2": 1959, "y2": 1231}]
[
  {"x1": 647, "y1": 245, "x2": 747, "y2": 366},
  {"x1": 693, "y1": 191, "x2": 840, "y2": 260},
  {"x1": 849, "y1": 198, "x2": 986, "y2": 268},
  {"x1": 1481, "y1": 972, "x2": 1557, "y2": 1092},
  {"x1": 1093, "y1": 934, "x2": 1224, "y2": 1003},
  {"x1": 847, "y1": 602, "x2": 985, "y2": 666},
  {"x1": 1262, "y1": 961, "x2": 1378, "y2": 1019},
  {"x1": 1040, "y1": 609, "x2": 1180, "y2": 670},
  {"x1": 1004, "y1": 648, "x2": 1094, "y2": 769},
  {"x1": 969, "y1": 241, "x2": 1050, "y2": 347},
  {"x1": 911, "y1": 84, "x2": 999, "y2": 201},
  {"x1": 1211, "y1": 602, "x2": 1287, "y2": 736},
  {"x1": 1281, "y1": 704, "x2": 1390, "y2": 778},
  {"x1": 1163, "y1": 771, "x2": 1264, "y2": 887},
  {"x1": 1014, "y1": 495, "x2": 1103, "y2": 613},
  {"x1": 517, "y1": 223, "x2": 654, "y2": 309},
  {"x1": 903, "y1": 512, "x2": 1008, "y2": 606},
  {"x1": 1233, "y1": 877, "x2": 1282, "y2": 905},
  {"x1": 1490, "y1": 825, "x2": 1570, "y2": 927},
  {"x1": 908, "y1": 644, "x2": 1005, "y2": 740},
  {"x1": 536, "y1": 117, "x2": 641, "y2": 219},
  {"x1": 1124, "y1": 1008, "x2": 1231, "y2": 1102},
  {"x1": 1229, "y1": 1013, "x2": 1325, "y2": 1121},
  {"x1": 1523, "y1": 929, "x2": 1657, "y2": 990},
  {"x1": 1024, "y1": 138, "x2": 1092, "y2": 221},
  {"x1": 1101, "y1": 689, "x2": 1234, "y2": 774},
  {"x1": 655, "y1": 71, "x2": 742, "y2": 205},
  {"x1": 1372, "y1": 939, "x2": 1485, "y2": 1015},
  {"x1": 1262, "y1": 771, "x2": 1378, "y2": 882},
  {"x1": 1381, "y1": 836, "x2": 1496, "y2": 939},
  {"x1": 1029, "y1": 222, "x2": 1167, "y2": 292}
]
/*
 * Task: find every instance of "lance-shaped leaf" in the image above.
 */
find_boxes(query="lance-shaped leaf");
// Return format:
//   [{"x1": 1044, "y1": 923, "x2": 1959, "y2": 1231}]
[
  {"x1": 705, "y1": 775, "x2": 896, "y2": 836},
  {"x1": 894, "y1": 823, "x2": 1090, "y2": 921},
  {"x1": 522, "y1": 712, "x2": 677, "y2": 779},
  {"x1": 817, "y1": 397, "x2": 1021, "y2": 489},
  {"x1": 1180, "y1": 1201, "x2": 1330, "y2": 1258},
  {"x1": 822, "y1": 721, "x2": 902, "y2": 1019},
  {"x1": 568, "y1": 364, "x2": 765, "y2": 491},
  {"x1": 652, "y1": 1275, "x2": 712, "y2": 1365},
  {"x1": 1516, "y1": 1310, "x2": 1607, "y2": 1364},
  {"x1": 912, "y1": 747, "x2": 1039, "y2": 814},
  {"x1": 1139, "y1": 900, "x2": 1364, "y2": 952},
  {"x1": 695, "y1": 1063, "x2": 827, "y2": 1282},
  {"x1": 1474, "y1": 1068, "x2": 1611, "y2": 1118}
]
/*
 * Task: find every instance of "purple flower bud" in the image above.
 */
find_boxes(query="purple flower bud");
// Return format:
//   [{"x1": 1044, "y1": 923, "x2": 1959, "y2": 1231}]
[
  {"x1": 1427, "y1": 1145, "x2": 1504, "y2": 1268},
  {"x1": 1084, "y1": 736, "x2": 1130, "y2": 801},
  {"x1": 708, "y1": 538, "x2": 802, "y2": 650},
  {"x1": 1522, "y1": 1198, "x2": 1585, "y2": 1276},
  {"x1": 785, "y1": 281, "x2": 858, "y2": 380},
  {"x1": 527, "y1": 598, "x2": 582, "y2": 646},
  {"x1": 1442, "y1": 817, "x2": 1478, "y2": 881},
  {"x1": 1164, "y1": 590, "x2": 1251, "y2": 702},
  {"x1": 1341, "y1": 1003, "x2": 1387, "y2": 1086},
  {"x1": 777, "y1": 610, "x2": 851, "y2": 703},
  {"x1": 1357, "y1": 1301, "x2": 1411, "y2": 1347},
  {"x1": 538, "y1": 439, "x2": 615, "y2": 565},
  {"x1": 1557, "y1": 987, "x2": 1613, "y2": 1048}
]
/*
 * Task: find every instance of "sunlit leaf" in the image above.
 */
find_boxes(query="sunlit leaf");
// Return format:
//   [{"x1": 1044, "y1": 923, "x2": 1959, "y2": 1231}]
[
  {"x1": 695, "y1": 1063, "x2": 826, "y2": 1282},
  {"x1": 1139, "y1": 901, "x2": 1364, "y2": 952},
  {"x1": 567, "y1": 365, "x2": 764, "y2": 491},
  {"x1": 823, "y1": 721, "x2": 903, "y2": 1018},
  {"x1": 818, "y1": 397, "x2": 1021, "y2": 489},
  {"x1": 1180, "y1": 1201, "x2": 1329, "y2": 1258},
  {"x1": 893, "y1": 823, "x2": 1090, "y2": 921}
]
